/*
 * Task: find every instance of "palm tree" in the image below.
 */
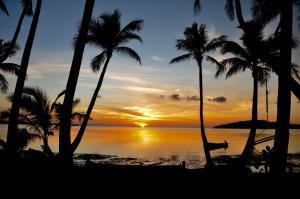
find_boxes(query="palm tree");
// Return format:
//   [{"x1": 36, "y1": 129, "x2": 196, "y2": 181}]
[
  {"x1": 0, "y1": 0, "x2": 33, "y2": 64},
  {"x1": 6, "y1": 0, "x2": 42, "y2": 159},
  {"x1": 59, "y1": 0, "x2": 94, "y2": 165},
  {"x1": 235, "y1": 0, "x2": 300, "y2": 101},
  {"x1": 170, "y1": 23, "x2": 226, "y2": 167},
  {"x1": 0, "y1": 128, "x2": 39, "y2": 151},
  {"x1": 0, "y1": 39, "x2": 20, "y2": 92},
  {"x1": 2, "y1": 87, "x2": 85, "y2": 156},
  {"x1": 70, "y1": 10, "x2": 143, "y2": 153},
  {"x1": 193, "y1": 0, "x2": 300, "y2": 100},
  {"x1": 0, "y1": 0, "x2": 9, "y2": 16},
  {"x1": 217, "y1": 21, "x2": 276, "y2": 162},
  {"x1": 251, "y1": 0, "x2": 298, "y2": 174}
]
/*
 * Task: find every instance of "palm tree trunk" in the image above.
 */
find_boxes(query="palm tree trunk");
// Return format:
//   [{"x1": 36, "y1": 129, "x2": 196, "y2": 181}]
[
  {"x1": 288, "y1": 77, "x2": 300, "y2": 100},
  {"x1": 234, "y1": 0, "x2": 245, "y2": 27},
  {"x1": 59, "y1": 0, "x2": 95, "y2": 166},
  {"x1": 270, "y1": 0, "x2": 293, "y2": 175},
  {"x1": 272, "y1": 68, "x2": 300, "y2": 100},
  {"x1": 0, "y1": 9, "x2": 26, "y2": 63},
  {"x1": 240, "y1": 70, "x2": 258, "y2": 161},
  {"x1": 6, "y1": 0, "x2": 42, "y2": 159},
  {"x1": 71, "y1": 53, "x2": 112, "y2": 153},
  {"x1": 198, "y1": 60, "x2": 213, "y2": 167}
]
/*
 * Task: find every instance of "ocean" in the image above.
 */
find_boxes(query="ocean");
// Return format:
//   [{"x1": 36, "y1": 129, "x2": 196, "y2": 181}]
[{"x1": 1, "y1": 125, "x2": 299, "y2": 168}]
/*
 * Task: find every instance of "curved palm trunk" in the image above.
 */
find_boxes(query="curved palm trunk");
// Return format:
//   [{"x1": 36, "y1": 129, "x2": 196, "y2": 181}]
[
  {"x1": 234, "y1": 0, "x2": 245, "y2": 27},
  {"x1": 42, "y1": 135, "x2": 52, "y2": 155},
  {"x1": 240, "y1": 70, "x2": 258, "y2": 162},
  {"x1": 71, "y1": 53, "x2": 112, "y2": 153},
  {"x1": 42, "y1": 127, "x2": 53, "y2": 156},
  {"x1": 270, "y1": 0, "x2": 293, "y2": 175},
  {"x1": 59, "y1": 0, "x2": 95, "y2": 166},
  {"x1": 6, "y1": 0, "x2": 42, "y2": 159},
  {"x1": 0, "y1": 9, "x2": 26, "y2": 63},
  {"x1": 289, "y1": 77, "x2": 300, "y2": 100},
  {"x1": 198, "y1": 60, "x2": 213, "y2": 167}
]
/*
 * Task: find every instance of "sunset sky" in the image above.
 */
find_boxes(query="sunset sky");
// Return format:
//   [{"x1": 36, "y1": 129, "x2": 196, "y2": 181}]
[{"x1": 0, "y1": 0, "x2": 299, "y2": 128}]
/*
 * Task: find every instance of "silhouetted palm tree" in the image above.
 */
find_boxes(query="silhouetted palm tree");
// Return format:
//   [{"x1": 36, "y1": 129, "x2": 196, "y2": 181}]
[
  {"x1": 70, "y1": 10, "x2": 143, "y2": 153},
  {"x1": 0, "y1": 0, "x2": 33, "y2": 64},
  {"x1": 217, "y1": 21, "x2": 275, "y2": 162},
  {"x1": 252, "y1": 0, "x2": 299, "y2": 174},
  {"x1": 2, "y1": 87, "x2": 85, "y2": 155},
  {"x1": 0, "y1": 0, "x2": 9, "y2": 16},
  {"x1": 0, "y1": 128, "x2": 39, "y2": 151},
  {"x1": 220, "y1": 0, "x2": 300, "y2": 100},
  {"x1": 170, "y1": 23, "x2": 226, "y2": 167},
  {"x1": 0, "y1": 39, "x2": 20, "y2": 92},
  {"x1": 59, "y1": 0, "x2": 94, "y2": 165},
  {"x1": 6, "y1": 0, "x2": 42, "y2": 159}
]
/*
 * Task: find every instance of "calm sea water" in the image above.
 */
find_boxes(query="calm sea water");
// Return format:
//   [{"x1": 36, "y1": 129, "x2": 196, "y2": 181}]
[{"x1": 1, "y1": 124, "x2": 299, "y2": 167}]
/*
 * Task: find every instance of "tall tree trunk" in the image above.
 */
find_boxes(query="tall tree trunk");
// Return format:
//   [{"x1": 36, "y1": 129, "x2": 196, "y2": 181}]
[
  {"x1": 59, "y1": 0, "x2": 95, "y2": 166},
  {"x1": 197, "y1": 60, "x2": 213, "y2": 167},
  {"x1": 71, "y1": 52, "x2": 112, "y2": 153},
  {"x1": 240, "y1": 69, "x2": 258, "y2": 162},
  {"x1": 234, "y1": 0, "x2": 245, "y2": 28},
  {"x1": 0, "y1": 9, "x2": 26, "y2": 63},
  {"x1": 270, "y1": 0, "x2": 293, "y2": 175},
  {"x1": 272, "y1": 66, "x2": 300, "y2": 100},
  {"x1": 6, "y1": 0, "x2": 42, "y2": 159}
]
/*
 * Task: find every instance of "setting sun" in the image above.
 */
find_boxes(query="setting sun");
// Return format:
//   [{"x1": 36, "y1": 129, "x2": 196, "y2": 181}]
[{"x1": 136, "y1": 122, "x2": 147, "y2": 128}]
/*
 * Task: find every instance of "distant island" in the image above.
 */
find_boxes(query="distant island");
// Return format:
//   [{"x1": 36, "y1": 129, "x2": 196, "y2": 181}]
[{"x1": 214, "y1": 120, "x2": 300, "y2": 129}]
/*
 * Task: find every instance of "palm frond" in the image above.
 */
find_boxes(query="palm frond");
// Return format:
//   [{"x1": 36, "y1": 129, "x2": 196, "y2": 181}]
[
  {"x1": 205, "y1": 35, "x2": 227, "y2": 52},
  {"x1": 194, "y1": 0, "x2": 201, "y2": 15},
  {"x1": 72, "y1": 98, "x2": 81, "y2": 109},
  {"x1": 225, "y1": 0, "x2": 235, "y2": 20},
  {"x1": 120, "y1": 19, "x2": 143, "y2": 33},
  {"x1": 118, "y1": 32, "x2": 143, "y2": 45},
  {"x1": 204, "y1": 55, "x2": 225, "y2": 78},
  {"x1": 17, "y1": 128, "x2": 40, "y2": 149},
  {"x1": 91, "y1": 51, "x2": 107, "y2": 72},
  {"x1": 0, "y1": 41, "x2": 19, "y2": 58},
  {"x1": 169, "y1": 53, "x2": 192, "y2": 65},
  {"x1": 0, "y1": 0, "x2": 9, "y2": 16},
  {"x1": 0, "y1": 73, "x2": 8, "y2": 92},
  {"x1": 23, "y1": 87, "x2": 50, "y2": 110},
  {"x1": 175, "y1": 39, "x2": 194, "y2": 52},
  {"x1": 71, "y1": 112, "x2": 86, "y2": 122},
  {"x1": 115, "y1": 46, "x2": 141, "y2": 65},
  {"x1": 251, "y1": 0, "x2": 280, "y2": 25},
  {"x1": 292, "y1": 63, "x2": 300, "y2": 81},
  {"x1": 221, "y1": 41, "x2": 247, "y2": 59},
  {"x1": 221, "y1": 57, "x2": 249, "y2": 79},
  {"x1": 0, "y1": 63, "x2": 20, "y2": 75},
  {"x1": 50, "y1": 89, "x2": 66, "y2": 113}
]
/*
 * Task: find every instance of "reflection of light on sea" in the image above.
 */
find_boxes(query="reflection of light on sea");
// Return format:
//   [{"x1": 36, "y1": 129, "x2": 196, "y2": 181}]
[{"x1": 139, "y1": 129, "x2": 152, "y2": 145}]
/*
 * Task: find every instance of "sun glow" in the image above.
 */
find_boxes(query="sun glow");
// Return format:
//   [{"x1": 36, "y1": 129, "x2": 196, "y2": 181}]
[{"x1": 136, "y1": 122, "x2": 147, "y2": 128}]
